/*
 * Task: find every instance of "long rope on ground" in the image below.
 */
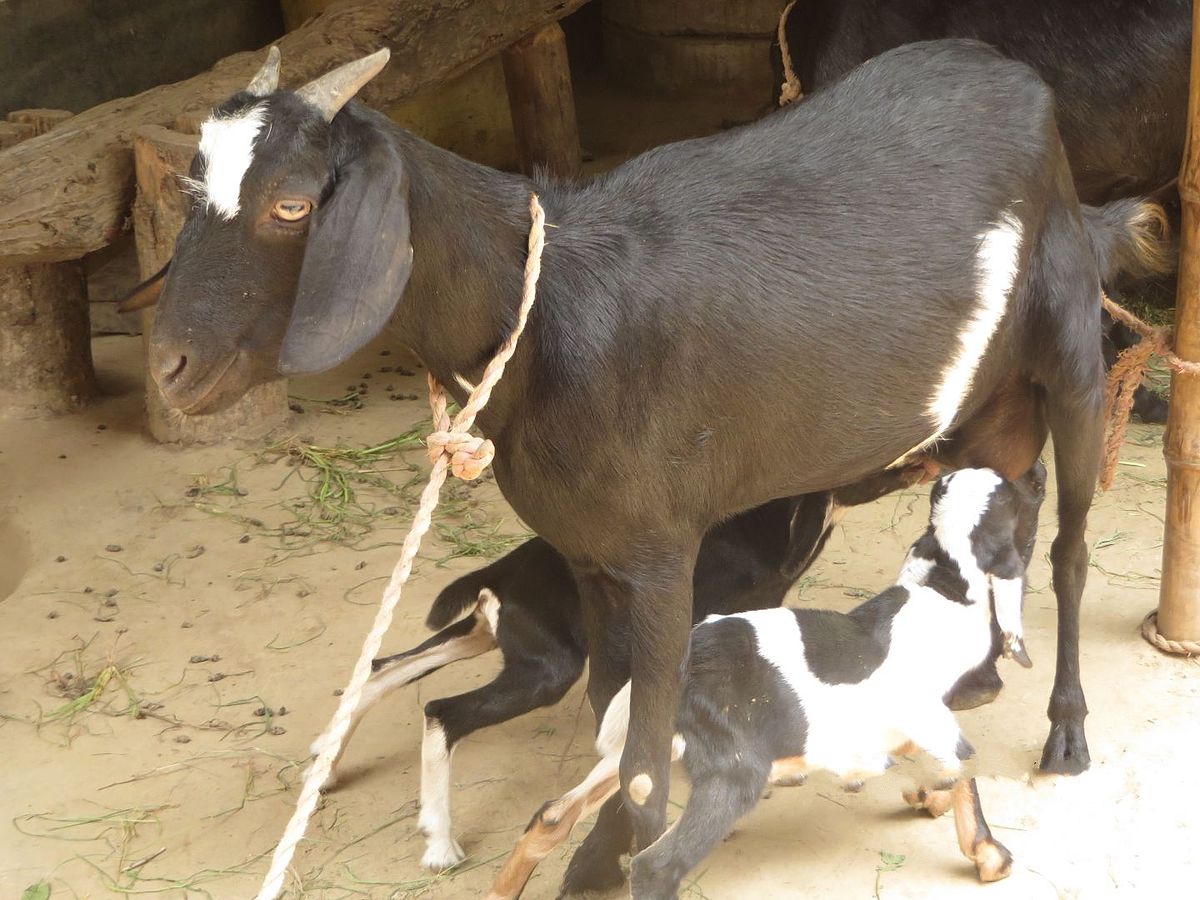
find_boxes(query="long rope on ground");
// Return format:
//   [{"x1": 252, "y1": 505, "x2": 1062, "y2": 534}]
[
  {"x1": 777, "y1": 1, "x2": 803, "y2": 106},
  {"x1": 253, "y1": 194, "x2": 547, "y2": 900}
]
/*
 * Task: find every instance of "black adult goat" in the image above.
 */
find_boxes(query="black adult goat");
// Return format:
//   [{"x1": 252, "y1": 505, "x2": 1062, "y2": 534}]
[{"x1": 134, "y1": 40, "x2": 1168, "y2": 894}]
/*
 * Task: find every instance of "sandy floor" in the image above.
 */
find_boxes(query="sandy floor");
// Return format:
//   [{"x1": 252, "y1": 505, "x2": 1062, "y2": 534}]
[{"x1": 1, "y1": 328, "x2": 1197, "y2": 900}]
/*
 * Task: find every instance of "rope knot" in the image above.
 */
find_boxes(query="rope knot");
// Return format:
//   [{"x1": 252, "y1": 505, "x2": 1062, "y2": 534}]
[{"x1": 426, "y1": 428, "x2": 495, "y2": 480}]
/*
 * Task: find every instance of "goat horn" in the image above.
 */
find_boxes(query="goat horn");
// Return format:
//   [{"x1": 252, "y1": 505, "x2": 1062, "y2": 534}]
[
  {"x1": 246, "y1": 46, "x2": 281, "y2": 97},
  {"x1": 294, "y1": 48, "x2": 391, "y2": 122}
]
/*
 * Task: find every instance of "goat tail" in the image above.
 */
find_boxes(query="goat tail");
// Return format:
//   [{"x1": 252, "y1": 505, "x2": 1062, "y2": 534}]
[
  {"x1": 1081, "y1": 198, "x2": 1175, "y2": 284},
  {"x1": 426, "y1": 570, "x2": 494, "y2": 630}
]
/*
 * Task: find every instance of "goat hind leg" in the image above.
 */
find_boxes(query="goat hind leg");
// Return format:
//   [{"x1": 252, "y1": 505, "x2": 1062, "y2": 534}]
[
  {"x1": 1040, "y1": 388, "x2": 1103, "y2": 774},
  {"x1": 317, "y1": 610, "x2": 497, "y2": 790},
  {"x1": 420, "y1": 651, "x2": 584, "y2": 871}
]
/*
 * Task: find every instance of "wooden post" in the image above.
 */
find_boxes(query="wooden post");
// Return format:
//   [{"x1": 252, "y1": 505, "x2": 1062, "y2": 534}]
[
  {"x1": 0, "y1": 113, "x2": 96, "y2": 416},
  {"x1": 1159, "y1": 3, "x2": 1200, "y2": 643},
  {"x1": 131, "y1": 124, "x2": 288, "y2": 443},
  {"x1": 0, "y1": 122, "x2": 37, "y2": 150},
  {"x1": 501, "y1": 23, "x2": 582, "y2": 179}
]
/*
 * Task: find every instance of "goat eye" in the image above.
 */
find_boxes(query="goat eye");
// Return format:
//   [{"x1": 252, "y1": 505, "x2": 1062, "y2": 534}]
[{"x1": 272, "y1": 199, "x2": 313, "y2": 222}]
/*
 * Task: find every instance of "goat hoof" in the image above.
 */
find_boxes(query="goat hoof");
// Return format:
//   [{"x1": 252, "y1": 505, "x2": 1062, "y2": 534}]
[
  {"x1": 421, "y1": 837, "x2": 466, "y2": 871},
  {"x1": 972, "y1": 839, "x2": 1014, "y2": 882},
  {"x1": 1039, "y1": 722, "x2": 1090, "y2": 775}
]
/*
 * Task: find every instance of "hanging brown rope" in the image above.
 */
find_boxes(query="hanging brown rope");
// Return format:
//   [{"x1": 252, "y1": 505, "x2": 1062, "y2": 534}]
[
  {"x1": 1099, "y1": 291, "x2": 1200, "y2": 490},
  {"x1": 777, "y1": 1, "x2": 803, "y2": 106}
]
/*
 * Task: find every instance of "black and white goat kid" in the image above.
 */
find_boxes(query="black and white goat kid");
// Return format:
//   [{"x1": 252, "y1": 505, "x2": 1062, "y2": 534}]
[{"x1": 488, "y1": 467, "x2": 1044, "y2": 899}]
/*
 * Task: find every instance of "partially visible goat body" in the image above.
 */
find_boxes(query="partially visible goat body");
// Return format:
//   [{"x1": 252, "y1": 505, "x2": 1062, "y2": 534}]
[
  {"x1": 144, "y1": 39, "x2": 1168, "y2": 894},
  {"x1": 488, "y1": 469, "x2": 1042, "y2": 899},
  {"x1": 782, "y1": 0, "x2": 1190, "y2": 205},
  {"x1": 778, "y1": 1, "x2": 1187, "y2": 426}
]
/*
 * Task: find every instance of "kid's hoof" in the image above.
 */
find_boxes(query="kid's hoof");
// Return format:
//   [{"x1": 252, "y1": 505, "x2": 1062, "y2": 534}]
[
  {"x1": 421, "y1": 837, "x2": 466, "y2": 871},
  {"x1": 903, "y1": 787, "x2": 953, "y2": 818},
  {"x1": 1039, "y1": 722, "x2": 1090, "y2": 775},
  {"x1": 972, "y1": 839, "x2": 1013, "y2": 882}
]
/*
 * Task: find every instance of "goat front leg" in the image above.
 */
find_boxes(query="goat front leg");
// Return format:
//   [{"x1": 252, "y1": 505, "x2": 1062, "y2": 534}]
[
  {"x1": 558, "y1": 569, "x2": 638, "y2": 896},
  {"x1": 951, "y1": 777, "x2": 1013, "y2": 882},
  {"x1": 620, "y1": 553, "x2": 697, "y2": 852}
]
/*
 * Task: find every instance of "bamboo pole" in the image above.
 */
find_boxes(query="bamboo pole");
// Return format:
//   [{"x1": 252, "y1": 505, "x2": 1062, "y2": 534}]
[{"x1": 1158, "y1": 2, "x2": 1200, "y2": 644}]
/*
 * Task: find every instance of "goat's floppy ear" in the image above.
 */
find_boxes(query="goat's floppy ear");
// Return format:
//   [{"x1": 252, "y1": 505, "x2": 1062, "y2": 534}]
[
  {"x1": 279, "y1": 138, "x2": 411, "y2": 375},
  {"x1": 116, "y1": 261, "x2": 170, "y2": 313}
]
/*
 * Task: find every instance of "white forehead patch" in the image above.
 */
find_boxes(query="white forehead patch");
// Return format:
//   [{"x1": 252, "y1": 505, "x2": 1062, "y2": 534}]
[
  {"x1": 929, "y1": 468, "x2": 1003, "y2": 581},
  {"x1": 197, "y1": 104, "x2": 267, "y2": 220},
  {"x1": 926, "y1": 212, "x2": 1023, "y2": 433}
]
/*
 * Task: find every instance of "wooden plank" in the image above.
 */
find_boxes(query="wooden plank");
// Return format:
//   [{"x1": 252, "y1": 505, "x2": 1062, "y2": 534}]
[
  {"x1": 0, "y1": 0, "x2": 589, "y2": 264},
  {"x1": 502, "y1": 23, "x2": 582, "y2": 179},
  {"x1": 130, "y1": 125, "x2": 288, "y2": 443},
  {"x1": 1158, "y1": 2, "x2": 1200, "y2": 643}
]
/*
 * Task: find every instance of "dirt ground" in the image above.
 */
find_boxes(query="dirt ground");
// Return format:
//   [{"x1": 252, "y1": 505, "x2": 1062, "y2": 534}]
[{"x1": 2, "y1": 322, "x2": 1198, "y2": 900}]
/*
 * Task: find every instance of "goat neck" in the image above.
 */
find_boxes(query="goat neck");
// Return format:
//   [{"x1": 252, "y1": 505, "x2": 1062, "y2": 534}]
[{"x1": 387, "y1": 129, "x2": 536, "y2": 430}]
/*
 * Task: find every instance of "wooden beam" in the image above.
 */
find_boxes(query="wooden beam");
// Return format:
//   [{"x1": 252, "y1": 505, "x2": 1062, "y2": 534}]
[
  {"x1": 130, "y1": 125, "x2": 289, "y2": 443},
  {"x1": 0, "y1": 0, "x2": 589, "y2": 264},
  {"x1": 502, "y1": 23, "x2": 582, "y2": 179},
  {"x1": 1159, "y1": 2, "x2": 1200, "y2": 643},
  {"x1": 0, "y1": 113, "x2": 96, "y2": 416}
]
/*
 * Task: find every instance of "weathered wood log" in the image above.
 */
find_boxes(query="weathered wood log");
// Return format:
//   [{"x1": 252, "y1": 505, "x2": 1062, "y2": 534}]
[
  {"x1": 7, "y1": 109, "x2": 74, "y2": 136},
  {"x1": 502, "y1": 23, "x2": 582, "y2": 179},
  {"x1": 0, "y1": 260, "x2": 96, "y2": 415},
  {"x1": 131, "y1": 125, "x2": 288, "y2": 443},
  {"x1": 0, "y1": 0, "x2": 589, "y2": 264},
  {"x1": 1158, "y1": 3, "x2": 1200, "y2": 644},
  {"x1": 0, "y1": 112, "x2": 96, "y2": 416}
]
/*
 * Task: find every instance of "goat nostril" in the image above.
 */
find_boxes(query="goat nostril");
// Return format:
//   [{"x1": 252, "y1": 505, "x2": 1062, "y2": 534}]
[{"x1": 161, "y1": 354, "x2": 188, "y2": 384}]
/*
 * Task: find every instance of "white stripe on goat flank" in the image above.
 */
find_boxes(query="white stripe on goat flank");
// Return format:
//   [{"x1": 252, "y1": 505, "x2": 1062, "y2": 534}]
[
  {"x1": 197, "y1": 105, "x2": 267, "y2": 220},
  {"x1": 927, "y1": 213, "x2": 1024, "y2": 433}
]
